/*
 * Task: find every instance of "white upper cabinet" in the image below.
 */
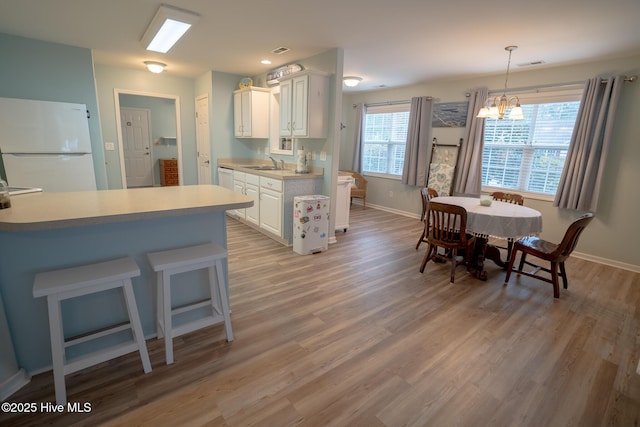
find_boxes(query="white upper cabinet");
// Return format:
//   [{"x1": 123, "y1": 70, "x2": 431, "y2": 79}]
[
  {"x1": 233, "y1": 87, "x2": 270, "y2": 138},
  {"x1": 278, "y1": 70, "x2": 329, "y2": 139}
]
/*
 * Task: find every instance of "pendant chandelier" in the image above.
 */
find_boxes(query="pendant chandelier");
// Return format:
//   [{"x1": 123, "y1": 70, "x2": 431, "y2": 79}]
[{"x1": 477, "y1": 46, "x2": 524, "y2": 120}]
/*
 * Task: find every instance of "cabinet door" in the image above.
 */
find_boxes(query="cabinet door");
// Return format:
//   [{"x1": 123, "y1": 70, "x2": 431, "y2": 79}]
[
  {"x1": 233, "y1": 92, "x2": 244, "y2": 137},
  {"x1": 260, "y1": 188, "x2": 283, "y2": 237},
  {"x1": 245, "y1": 183, "x2": 260, "y2": 226},
  {"x1": 279, "y1": 79, "x2": 292, "y2": 136},
  {"x1": 232, "y1": 180, "x2": 246, "y2": 219},
  {"x1": 240, "y1": 90, "x2": 252, "y2": 137},
  {"x1": 291, "y1": 75, "x2": 309, "y2": 137}
]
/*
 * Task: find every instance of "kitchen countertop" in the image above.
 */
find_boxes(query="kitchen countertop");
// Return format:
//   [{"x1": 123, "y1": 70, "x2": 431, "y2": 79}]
[
  {"x1": 0, "y1": 185, "x2": 253, "y2": 231},
  {"x1": 218, "y1": 158, "x2": 323, "y2": 180}
]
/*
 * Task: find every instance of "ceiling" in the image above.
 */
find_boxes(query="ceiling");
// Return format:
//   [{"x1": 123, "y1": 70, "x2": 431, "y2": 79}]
[{"x1": 1, "y1": 0, "x2": 639, "y2": 92}]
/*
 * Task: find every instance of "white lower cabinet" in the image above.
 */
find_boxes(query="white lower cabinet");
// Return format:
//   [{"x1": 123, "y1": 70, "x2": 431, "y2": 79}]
[
  {"x1": 260, "y1": 177, "x2": 283, "y2": 236},
  {"x1": 245, "y1": 174, "x2": 260, "y2": 226},
  {"x1": 229, "y1": 169, "x2": 322, "y2": 245},
  {"x1": 232, "y1": 172, "x2": 246, "y2": 219}
]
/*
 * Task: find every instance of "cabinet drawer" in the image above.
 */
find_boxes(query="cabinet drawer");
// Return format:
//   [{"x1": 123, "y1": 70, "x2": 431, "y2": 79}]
[
  {"x1": 233, "y1": 171, "x2": 246, "y2": 182},
  {"x1": 260, "y1": 177, "x2": 283, "y2": 192},
  {"x1": 245, "y1": 173, "x2": 260, "y2": 186}
]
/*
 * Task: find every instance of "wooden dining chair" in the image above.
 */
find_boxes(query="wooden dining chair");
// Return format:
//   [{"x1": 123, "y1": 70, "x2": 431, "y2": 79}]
[
  {"x1": 419, "y1": 202, "x2": 473, "y2": 284},
  {"x1": 504, "y1": 213, "x2": 594, "y2": 298},
  {"x1": 491, "y1": 191, "x2": 524, "y2": 205},
  {"x1": 489, "y1": 191, "x2": 524, "y2": 260},
  {"x1": 416, "y1": 187, "x2": 439, "y2": 249},
  {"x1": 342, "y1": 170, "x2": 368, "y2": 209}
]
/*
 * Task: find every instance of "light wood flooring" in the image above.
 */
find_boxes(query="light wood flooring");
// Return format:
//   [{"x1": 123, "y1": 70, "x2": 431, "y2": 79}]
[{"x1": 3, "y1": 207, "x2": 640, "y2": 426}]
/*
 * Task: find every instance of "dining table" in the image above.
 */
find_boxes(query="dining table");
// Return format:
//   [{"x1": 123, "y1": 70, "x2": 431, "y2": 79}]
[{"x1": 430, "y1": 195, "x2": 543, "y2": 280}]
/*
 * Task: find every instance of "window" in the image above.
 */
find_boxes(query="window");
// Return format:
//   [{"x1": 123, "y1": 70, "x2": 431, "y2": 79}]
[
  {"x1": 362, "y1": 103, "x2": 410, "y2": 177},
  {"x1": 481, "y1": 88, "x2": 582, "y2": 195}
]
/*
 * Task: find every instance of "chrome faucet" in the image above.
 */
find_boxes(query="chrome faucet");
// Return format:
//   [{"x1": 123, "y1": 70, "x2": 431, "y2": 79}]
[{"x1": 269, "y1": 156, "x2": 278, "y2": 169}]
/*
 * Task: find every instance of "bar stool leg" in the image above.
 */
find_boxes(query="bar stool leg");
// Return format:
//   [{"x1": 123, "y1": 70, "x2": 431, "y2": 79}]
[
  {"x1": 47, "y1": 295, "x2": 67, "y2": 405},
  {"x1": 162, "y1": 270, "x2": 174, "y2": 364},
  {"x1": 156, "y1": 271, "x2": 164, "y2": 339},
  {"x1": 121, "y1": 279, "x2": 152, "y2": 373},
  {"x1": 214, "y1": 259, "x2": 233, "y2": 342}
]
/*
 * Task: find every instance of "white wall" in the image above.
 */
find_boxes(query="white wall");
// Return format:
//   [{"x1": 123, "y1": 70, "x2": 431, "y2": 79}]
[{"x1": 342, "y1": 54, "x2": 640, "y2": 270}]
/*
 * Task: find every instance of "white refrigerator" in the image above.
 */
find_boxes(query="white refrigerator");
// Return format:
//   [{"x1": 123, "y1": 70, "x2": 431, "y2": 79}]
[
  {"x1": 0, "y1": 97, "x2": 97, "y2": 192},
  {"x1": 293, "y1": 195, "x2": 330, "y2": 255}
]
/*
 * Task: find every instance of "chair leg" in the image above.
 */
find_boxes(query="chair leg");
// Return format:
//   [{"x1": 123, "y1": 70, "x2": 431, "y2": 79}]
[
  {"x1": 362, "y1": 197, "x2": 366, "y2": 210},
  {"x1": 550, "y1": 261, "x2": 560, "y2": 298},
  {"x1": 517, "y1": 252, "x2": 527, "y2": 275},
  {"x1": 450, "y1": 248, "x2": 457, "y2": 283},
  {"x1": 504, "y1": 248, "x2": 519, "y2": 285},
  {"x1": 416, "y1": 229, "x2": 425, "y2": 250},
  {"x1": 416, "y1": 223, "x2": 427, "y2": 250},
  {"x1": 559, "y1": 262, "x2": 568, "y2": 289},
  {"x1": 419, "y1": 243, "x2": 436, "y2": 273}
]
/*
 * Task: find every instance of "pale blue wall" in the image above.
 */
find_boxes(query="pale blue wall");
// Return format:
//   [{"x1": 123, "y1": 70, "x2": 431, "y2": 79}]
[
  {"x1": 0, "y1": 33, "x2": 107, "y2": 189},
  {"x1": 342, "y1": 54, "x2": 640, "y2": 268},
  {"x1": 94, "y1": 64, "x2": 197, "y2": 188}
]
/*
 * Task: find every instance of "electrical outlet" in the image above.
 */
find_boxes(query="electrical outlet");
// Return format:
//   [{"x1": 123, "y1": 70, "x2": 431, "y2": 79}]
[
  {"x1": 388, "y1": 190, "x2": 394, "y2": 197},
  {"x1": 320, "y1": 151, "x2": 327, "y2": 161},
  {"x1": 312, "y1": 151, "x2": 317, "y2": 160},
  {"x1": 104, "y1": 142, "x2": 115, "y2": 151},
  {"x1": 257, "y1": 147, "x2": 261, "y2": 155}
]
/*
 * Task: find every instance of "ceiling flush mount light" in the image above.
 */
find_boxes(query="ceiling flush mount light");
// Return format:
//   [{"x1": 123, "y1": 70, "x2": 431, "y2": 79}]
[
  {"x1": 141, "y1": 4, "x2": 200, "y2": 53},
  {"x1": 343, "y1": 76, "x2": 362, "y2": 87},
  {"x1": 477, "y1": 46, "x2": 524, "y2": 120},
  {"x1": 261, "y1": 59, "x2": 272, "y2": 65},
  {"x1": 144, "y1": 61, "x2": 166, "y2": 73}
]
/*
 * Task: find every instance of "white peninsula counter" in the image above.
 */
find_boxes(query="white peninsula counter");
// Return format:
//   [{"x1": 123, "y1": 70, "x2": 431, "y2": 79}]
[{"x1": 0, "y1": 185, "x2": 252, "y2": 375}]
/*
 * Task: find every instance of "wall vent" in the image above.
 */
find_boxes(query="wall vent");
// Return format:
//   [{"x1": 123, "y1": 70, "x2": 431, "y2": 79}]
[{"x1": 272, "y1": 46, "x2": 290, "y2": 54}]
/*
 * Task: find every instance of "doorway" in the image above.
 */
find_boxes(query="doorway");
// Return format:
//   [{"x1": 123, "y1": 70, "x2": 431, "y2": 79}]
[
  {"x1": 114, "y1": 89, "x2": 182, "y2": 189},
  {"x1": 195, "y1": 94, "x2": 211, "y2": 184},
  {"x1": 121, "y1": 107, "x2": 153, "y2": 187}
]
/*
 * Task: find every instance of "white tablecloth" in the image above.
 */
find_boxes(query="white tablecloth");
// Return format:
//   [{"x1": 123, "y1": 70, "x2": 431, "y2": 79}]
[{"x1": 431, "y1": 196, "x2": 542, "y2": 240}]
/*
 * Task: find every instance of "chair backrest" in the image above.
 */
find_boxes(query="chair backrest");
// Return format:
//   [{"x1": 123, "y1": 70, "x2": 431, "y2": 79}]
[
  {"x1": 554, "y1": 213, "x2": 595, "y2": 260},
  {"x1": 491, "y1": 191, "x2": 524, "y2": 205},
  {"x1": 427, "y1": 202, "x2": 468, "y2": 248},
  {"x1": 341, "y1": 170, "x2": 367, "y2": 192},
  {"x1": 420, "y1": 187, "x2": 439, "y2": 216}
]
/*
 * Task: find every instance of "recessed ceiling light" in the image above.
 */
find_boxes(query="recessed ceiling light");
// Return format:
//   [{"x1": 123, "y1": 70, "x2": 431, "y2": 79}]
[{"x1": 261, "y1": 59, "x2": 272, "y2": 65}]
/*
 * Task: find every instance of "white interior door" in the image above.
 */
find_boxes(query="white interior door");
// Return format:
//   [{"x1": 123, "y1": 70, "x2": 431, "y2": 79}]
[
  {"x1": 196, "y1": 94, "x2": 211, "y2": 184},
  {"x1": 121, "y1": 107, "x2": 153, "y2": 187}
]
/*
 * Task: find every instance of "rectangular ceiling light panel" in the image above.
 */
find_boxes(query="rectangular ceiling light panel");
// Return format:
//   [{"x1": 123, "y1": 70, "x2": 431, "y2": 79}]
[{"x1": 141, "y1": 4, "x2": 200, "y2": 53}]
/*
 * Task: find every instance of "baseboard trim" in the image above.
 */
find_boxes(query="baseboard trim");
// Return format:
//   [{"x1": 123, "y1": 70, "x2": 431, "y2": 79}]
[{"x1": 0, "y1": 368, "x2": 30, "y2": 402}]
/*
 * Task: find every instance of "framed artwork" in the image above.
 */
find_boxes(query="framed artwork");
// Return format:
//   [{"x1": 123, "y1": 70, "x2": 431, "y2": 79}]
[{"x1": 432, "y1": 102, "x2": 468, "y2": 128}]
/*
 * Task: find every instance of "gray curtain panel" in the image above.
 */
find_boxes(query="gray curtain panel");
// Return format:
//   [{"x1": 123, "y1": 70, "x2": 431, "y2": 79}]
[
  {"x1": 453, "y1": 87, "x2": 488, "y2": 195},
  {"x1": 554, "y1": 76, "x2": 624, "y2": 212},
  {"x1": 352, "y1": 103, "x2": 365, "y2": 172},
  {"x1": 402, "y1": 96, "x2": 433, "y2": 186}
]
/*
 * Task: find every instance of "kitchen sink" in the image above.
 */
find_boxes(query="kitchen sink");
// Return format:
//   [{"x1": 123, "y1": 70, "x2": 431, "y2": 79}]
[{"x1": 244, "y1": 165, "x2": 279, "y2": 170}]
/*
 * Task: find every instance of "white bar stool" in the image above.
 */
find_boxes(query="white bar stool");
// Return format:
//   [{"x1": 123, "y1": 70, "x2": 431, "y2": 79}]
[
  {"x1": 147, "y1": 242, "x2": 233, "y2": 365},
  {"x1": 33, "y1": 257, "x2": 152, "y2": 405}
]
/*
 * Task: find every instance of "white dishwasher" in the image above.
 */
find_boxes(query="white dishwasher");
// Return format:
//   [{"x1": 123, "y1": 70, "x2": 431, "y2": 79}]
[{"x1": 217, "y1": 167, "x2": 233, "y2": 190}]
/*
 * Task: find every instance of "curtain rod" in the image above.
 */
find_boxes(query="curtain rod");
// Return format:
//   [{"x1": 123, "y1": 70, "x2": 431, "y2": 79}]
[
  {"x1": 353, "y1": 97, "x2": 437, "y2": 108},
  {"x1": 486, "y1": 75, "x2": 637, "y2": 96}
]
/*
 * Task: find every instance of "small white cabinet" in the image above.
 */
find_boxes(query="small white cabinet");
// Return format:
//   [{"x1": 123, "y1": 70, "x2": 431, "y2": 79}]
[
  {"x1": 233, "y1": 87, "x2": 270, "y2": 138},
  {"x1": 244, "y1": 173, "x2": 260, "y2": 226},
  {"x1": 259, "y1": 177, "x2": 283, "y2": 236},
  {"x1": 279, "y1": 70, "x2": 329, "y2": 138}
]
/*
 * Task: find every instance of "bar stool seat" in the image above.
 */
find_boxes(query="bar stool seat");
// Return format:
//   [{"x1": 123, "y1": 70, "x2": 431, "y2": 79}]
[
  {"x1": 147, "y1": 242, "x2": 233, "y2": 365},
  {"x1": 33, "y1": 257, "x2": 152, "y2": 405}
]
